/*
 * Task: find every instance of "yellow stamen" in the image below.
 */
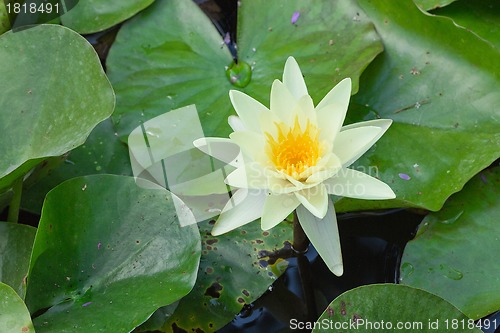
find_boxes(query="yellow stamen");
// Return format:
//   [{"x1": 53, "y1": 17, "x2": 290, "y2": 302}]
[{"x1": 266, "y1": 116, "x2": 322, "y2": 180}]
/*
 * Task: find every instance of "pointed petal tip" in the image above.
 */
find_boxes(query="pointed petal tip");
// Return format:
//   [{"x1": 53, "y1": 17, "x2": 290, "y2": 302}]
[
  {"x1": 211, "y1": 222, "x2": 234, "y2": 236},
  {"x1": 228, "y1": 89, "x2": 245, "y2": 101},
  {"x1": 271, "y1": 78, "x2": 283, "y2": 88},
  {"x1": 260, "y1": 223, "x2": 271, "y2": 232},
  {"x1": 386, "y1": 188, "x2": 397, "y2": 199},
  {"x1": 341, "y1": 77, "x2": 351, "y2": 84},
  {"x1": 285, "y1": 56, "x2": 298, "y2": 68},
  {"x1": 192, "y1": 137, "x2": 205, "y2": 148},
  {"x1": 337, "y1": 77, "x2": 352, "y2": 93},
  {"x1": 331, "y1": 264, "x2": 344, "y2": 276}
]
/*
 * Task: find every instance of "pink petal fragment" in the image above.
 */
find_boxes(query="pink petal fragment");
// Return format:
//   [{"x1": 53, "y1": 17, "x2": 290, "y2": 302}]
[
  {"x1": 291, "y1": 11, "x2": 300, "y2": 24},
  {"x1": 97, "y1": 242, "x2": 101, "y2": 250},
  {"x1": 82, "y1": 302, "x2": 92, "y2": 307},
  {"x1": 398, "y1": 173, "x2": 411, "y2": 181}
]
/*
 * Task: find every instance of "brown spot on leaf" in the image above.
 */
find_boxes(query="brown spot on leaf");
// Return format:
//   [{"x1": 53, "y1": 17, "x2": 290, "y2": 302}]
[
  {"x1": 340, "y1": 300, "x2": 347, "y2": 315},
  {"x1": 327, "y1": 306, "x2": 334, "y2": 316},
  {"x1": 206, "y1": 239, "x2": 218, "y2": 245},
  {"x1": 242, "y1": 289, "x2": 250, "y2": 297},
  {"x1": 237, "y1": 297, "x2": 245, "y2": 303},
  {"x1": 205, "y1": 282, "x2": 223, "y2": 298}
]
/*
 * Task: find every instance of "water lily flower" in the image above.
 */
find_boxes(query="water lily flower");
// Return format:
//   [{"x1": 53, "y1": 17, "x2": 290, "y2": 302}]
[{"x1": 195, "y1": 57, "x2": 395, "y2": 276}]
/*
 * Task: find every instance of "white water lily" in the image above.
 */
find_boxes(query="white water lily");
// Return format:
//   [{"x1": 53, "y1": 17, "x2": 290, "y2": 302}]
[{"x1": 195, "y1": 57, "x2": 395, "y2": 276}]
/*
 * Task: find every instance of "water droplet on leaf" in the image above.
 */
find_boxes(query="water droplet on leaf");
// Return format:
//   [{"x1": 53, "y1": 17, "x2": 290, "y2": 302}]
[
  {"x1": 439, "y1": 264, "x2": 463, "y2": 280},
  {"x1": 400, "y1": 262, "x2": 414, "y2": 281},
  {"x1": 226, "y1": 60, "x2": 252, "y2": 88}
]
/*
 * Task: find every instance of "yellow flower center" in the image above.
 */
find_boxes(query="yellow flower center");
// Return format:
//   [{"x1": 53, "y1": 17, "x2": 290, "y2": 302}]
[{"x1": 266, "y1": 116, "x2": 322, "y2": 180}]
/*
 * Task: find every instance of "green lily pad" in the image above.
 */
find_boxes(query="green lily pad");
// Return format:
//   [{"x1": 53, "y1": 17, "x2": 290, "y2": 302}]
[
  {"x1": 0, "y1": 222, "x2": 37, "y2": 298},
  {"x1": 432, "y1": 0, "x2": 500, "y2": 50},
  {"x1": 0, "y1": 1, "x2": 9, "y2": 35},
  {"x1": 60, "y1": 0, "x2": 155, "y2": 34},
  {"x1": 312, "y1": 284, "x2": 481, "y2": 333},
  {"x1": 0, "y1": 282, "x2": 35, "y2": 333},
  {"x1": 335, "y1": 0, "x2": 500, "y2": 212},
  {"x1": 0, "y1": 24, "x2": 115, "y2": 193},
  {"x1": 401, "y1": 167, "x2": 500, "y2": 319},
  {"x1": 25, "y1": 175, "x2": 201, "y2": 333},
  {"x1": 413, "y1": 0, "x2": 458, "y2": 11},
  {"x1": 21, "y1": 118, "x2": 132, "y2": 214},
  {"x1": 149, "y1": 219, "x2": 293, "y2": 332},
  {"x1": 107, "y1": 0, "x2": 382, "y2": 140}
]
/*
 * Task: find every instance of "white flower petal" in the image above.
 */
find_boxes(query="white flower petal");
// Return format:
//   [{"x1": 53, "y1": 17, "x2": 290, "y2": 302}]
[
  {"x1": 270, "y1": 79, "x2": 297, "y2": 124},
  {"x1": 297, "y1": 200, "x2": 343, "y2": 276},
  {"x1": 211, "y1": 189, "x2": 266, "y2": 236},
  {"x1": 338, "y1": 119, "x2": 392, "y2": 167},
  {"x1": 305, "y1": 153, "x2": 342, "y2": 183},
  {"x1": 228, "y1": 115, "x2": 245, "y2": 131},
  {"x1": 229, "y1": 131, "x2": 266, "y2": 162},
  {"x1": 294, "y1": 94, "x2": 317, "y2": 129},
  {"x1": 333, "y1": 126, "x2": 382, "y2": 167},
  {"x1": 193, "y1": 137, "x2": 241, "y2": 167},
  {"x1": 225, "y1": 162, "x2": 268, "y2": 189},
  {"x1": 283, "y1": 56, "x2": 308, "y2": 100},
  {"x1": 316, "y1": 77, "x2": 352, "y2": 111},
  {"x1": 258, "y1": 108, "x2": 281, "y2": 139},
  {"x1": 324, "y1": 168, "x2": 396, "y2": 199},
  {"x1": 341, "y1": 118, "x2": 392, "y2": 132},
  {"x1": 294, "y1": 184, "x2": 328, "y2": 218},
  {"x1": 316, "y1": 103, "x2": 347, "y2": 143},
  {"x1": 261, "y1": 193, "x2": 300, "y2": 230},
  {"x1": 267, "y1": 177, "x2": 300, "y2": 194},
  {"x1": 229, "y1": 90, "x2": 269, "y2": 132}
]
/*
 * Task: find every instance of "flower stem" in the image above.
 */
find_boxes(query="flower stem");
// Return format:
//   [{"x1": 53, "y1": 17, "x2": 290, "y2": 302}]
[
  {"x1": 292, "y1": 210, "x2": 309, "y2": 253},
  {"x1": 7, "y1": 177, "x2": 23, "y2": 223},
  {"x1": 297, "y1": 254, "x2": 317, "y2": 321}
]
